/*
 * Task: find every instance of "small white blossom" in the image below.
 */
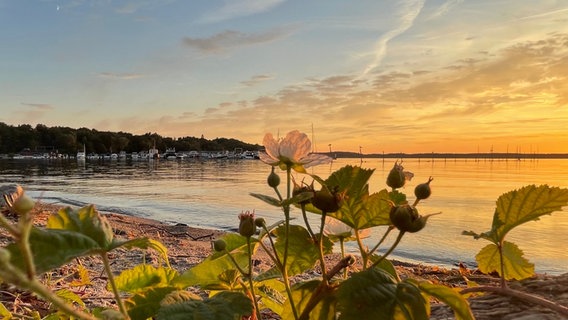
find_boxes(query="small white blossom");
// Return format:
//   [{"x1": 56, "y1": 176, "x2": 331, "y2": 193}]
[{"x1": 323, "y1": 216, "x2": 371, "y2": 242}]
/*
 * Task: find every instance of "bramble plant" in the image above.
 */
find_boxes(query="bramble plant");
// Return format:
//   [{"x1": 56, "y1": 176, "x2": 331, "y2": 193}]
[{"x1": 0, "y1": 129, "x2": 566, "y2": 319}]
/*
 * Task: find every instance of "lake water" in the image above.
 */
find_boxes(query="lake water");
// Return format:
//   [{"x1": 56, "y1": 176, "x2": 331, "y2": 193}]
[{"x1": 0, "y1": 157, "x2": 566, "y2": 275}]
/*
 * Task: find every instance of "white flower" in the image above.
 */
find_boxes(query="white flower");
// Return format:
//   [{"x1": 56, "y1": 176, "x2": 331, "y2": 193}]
[
  {"x1": 323, "y1": 216, "x2": 371, "y2": 242},
  {"x1": 259, "y1": 130, "x2": 332, "y2": 173}
]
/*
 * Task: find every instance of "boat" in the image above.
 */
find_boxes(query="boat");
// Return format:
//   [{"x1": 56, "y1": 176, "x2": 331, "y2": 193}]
[
  {"x1": 163, "y1": 148, "x2": 177, "y2": 160},
  {"x1": 76, "y1": 145, "x2": 86, "y2": 161}
]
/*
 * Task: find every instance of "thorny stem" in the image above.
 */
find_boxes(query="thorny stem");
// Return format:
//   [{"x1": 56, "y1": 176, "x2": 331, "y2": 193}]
[
  {"x1": 369, "y1": 231, "x2": 405, "y2": 270},
  {"x1": 247, "y1": 237, "x2": 262, "y2": 320},
  {"x1": 282, "y1": 166, "x2": 299, "y2": 320},
  {"x1": 339, "y1": 237, "x2": 347, "y2": 279},
  {"x1": 498, "y1": 242, "x2": 508, "y2": 289},
  {"x1": 368, "y1": 225, "x2": 395, "y2": 257},
  {"x1": 460, "y1": 286, "x2": 568, "y2": 317},
  {"x1": 101, "y1": 252, "x2": 129, "y2": 319}
]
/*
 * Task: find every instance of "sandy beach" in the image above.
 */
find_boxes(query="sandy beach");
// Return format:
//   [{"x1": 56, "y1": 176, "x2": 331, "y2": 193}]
[{"x1": 1, "y1": 202, "x2": 566, "y2": 319}]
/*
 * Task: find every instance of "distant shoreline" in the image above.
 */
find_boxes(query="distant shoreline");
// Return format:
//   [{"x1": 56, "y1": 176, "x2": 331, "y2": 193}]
[{"x1": 321, "y1": 152, "x2": 568, "y2": 159}]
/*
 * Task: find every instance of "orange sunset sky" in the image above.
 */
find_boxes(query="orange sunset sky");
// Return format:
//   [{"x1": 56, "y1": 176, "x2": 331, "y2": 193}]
[{"x1": 1, "y1": 1, "x2": 567, "y2": 154}]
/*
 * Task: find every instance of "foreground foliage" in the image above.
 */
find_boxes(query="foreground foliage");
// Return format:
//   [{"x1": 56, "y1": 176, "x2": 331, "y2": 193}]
[{"x1": 0, "y1": 130, "x2": 567, "y2": 319}]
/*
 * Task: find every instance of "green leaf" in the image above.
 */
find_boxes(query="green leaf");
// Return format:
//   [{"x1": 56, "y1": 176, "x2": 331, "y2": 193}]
[
  {"x1": 175, "y1": 233, "x2": 254, "y2": 288},
  {"x1": 55, "y1": 288, "x2": 86, "y2": 307},
  {"x1": 337, "y1": 268, "x2": 427, "y2": 320},
  {"x1": 417, "y1": 281, "x2": 474, "y2": 320},
  {"x1": 481, "y1": 185, "x2": 568, "y2": 243},
  {"x1": 116, "y1": 237, "x2": 170, "y2": 267},
  {"x1": 282, "y1": 280, "x2": 336, "y2": 320},
  {"x1": 250, "y1": 193, "x2": 282, "y2": 207},
  {"x1": 324, "y1": 165, "x2": 374, "y2": 200},
  {"x1": 125, "y1": 286, "x2": 178, "y2": 320},
  {"x1": 7, "y1": 228, "x2": 100, "y2": 274},
  {"x1": 257, "y1": 279, "x2": 286, "y2": 316},
  {"x1": 282, "y1": 191, "x2": 314, "y2": 207},
  {"x1": 156, "y1": 291, "x2": 253, "y2": 320},
  {"x1": 388, "y1": 190, "x2": 407, "y2": 205},
  {"x1": 369, "y1": 255, "x2": 400, "y2": 282},
  {"x1": 330, "y1": 189, "x2": 391, "y2": 230},
  {"x1": 475, "y1": 241, "x2": 534, "y2": 280},
  {"x1": 47, "y1": 205, "x2": 114, "y2": 250},
  {"x1": 160, "y1": 290, "x2": 202, "y2": 306},
  {"x1": 113, "y1": 264, "x2": 179, "y2": 294},
  {"x1": 273, "y1": 225, "x2": 333, "y2": 276}
]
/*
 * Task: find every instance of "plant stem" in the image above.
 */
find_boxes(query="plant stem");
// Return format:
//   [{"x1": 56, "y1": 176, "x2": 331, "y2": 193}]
[
  {"x1": 317, "y1": 211, "x2": 328, "y2": 282},
  {"x1": 282, "y1": 166, "x2": 299, "y2": 320},
  {"x1": 300, "y1": 205, "x2": 315, "y2": 239},
  {"x1": 368, "y1": 225, "x2": 395, "y2": 257},
  {"x1": 18, "y1": 213, "x2": 36, "y2": 279},
  {"x1": 339, "y1": 238, "x2": 347, "y2": 279},
  {"x1": 0, "y1": 214, "x2": 20, "y2": 237},
  {"x1": 355, "y1": 229, "x2": 368, "y2": 270},
  {"x1": 498, "y1": 242, "x2": 507, "y2": 288},
  {"x1": 460, "y1": 286, "x2": 568, "y2": 317},
  {"x1": 247, "y1": 237, "x2": 262, "y2": 320},
  {"x1": 224, "y1": 250, "x2": 249, "y2": 277},
  {"x1": 369, "y1": 231, "x2": 405, "y2": 269},
  {"x1": 101, "y1": 252, "x2": 129, "y2": 319}
]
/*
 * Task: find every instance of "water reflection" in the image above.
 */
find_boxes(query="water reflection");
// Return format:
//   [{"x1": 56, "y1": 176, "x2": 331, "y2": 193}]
[{"x1": 0, "y1": 158, "x2": 566, "y2": 274}]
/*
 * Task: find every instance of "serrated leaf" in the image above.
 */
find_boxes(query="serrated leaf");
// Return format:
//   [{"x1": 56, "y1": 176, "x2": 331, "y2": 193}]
[
  {"x1": 7, "y1": 228, "x2": 100, "y2": 273},
  {"x1": 417, "y1": 281, "x2": 474, "y2": 320},
  {"x1": 250, "y1": 193, "x2": 282, "y2": 207},
  {"x1": 273, "y1": 225, "x2": 333, "y2": 276},
  {"x1": 479, "y1": 185, "x2": 568, "y2": 243},
  {"x1": 330, "y1": 189, "x2": 391, "y2": 229},
  {"x1": 156, "y1": 291, "x2": 253, "y2": 320},
  {"x1": 125, "y1": 286, "x2": 178, "y2": 320},
  {"x1": 475, "y1": 241, "x2": 534, "y2": 280},
  {"x1": 337, "y1": 268, "x2": 428, "y2": 320},
  {"x1": 388, "y1": 190, "x2": 407, "y2": 205},
  {"x1": 47, "y1": 205, "x2": 114, "y2": 250},
  {"x1": 113, "y1": 264, "x2": 179, "y2": 293},
  {"x1": 175, "y1": 233, "x2": 255, "y2": 288},
  {"x1": 55, "y1": 288, "x2": 85, "y2": 307},
  {"x1": 282, "y1": 280, "x2": 336, "y2": 320},
  {"x1": 115, "y1": 237, "x2": 170, "y2": 267},
  {"x1": 325, "y1": 165, "x2": 374, "y2": 200}
]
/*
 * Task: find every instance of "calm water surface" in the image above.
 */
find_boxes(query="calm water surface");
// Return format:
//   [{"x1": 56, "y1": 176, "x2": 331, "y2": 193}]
[{"x1": 0, "y1": 158, "x2": 566, "y2": 275}]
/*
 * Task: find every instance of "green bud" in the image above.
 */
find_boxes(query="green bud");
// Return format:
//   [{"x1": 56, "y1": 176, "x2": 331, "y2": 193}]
[
  {"x1": 238, "y1": 211, "x2": 256, "y2": 238},
  {"x1": 386, "y1": 162, "x2": 406, "y2": 189},
  {"x1": 312, "y1": 186, "x2": 343, "y2": 213},
  {"x1": 213, "y1": 239, "x2": 227, "y2": 252},
  {"x1": 267, "y1": 167, "x2": 280, "y2": 188},
  {"x1": 414, "y1": 177, "x2": 433, "y2": 200},
  {"x1": 389, "y1": 204, "x2": 439, "y2": 233},
  {"x1": 11, "y1": 193, "x2": 35, "y2": 215},
  {"x1": 254, "y1": 217, "x2": 266, "y2": 228}
]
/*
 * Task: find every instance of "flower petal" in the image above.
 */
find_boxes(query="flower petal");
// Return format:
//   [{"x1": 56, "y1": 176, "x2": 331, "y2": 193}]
[
  {"x1": 301, "y1": 153, "x2": 332, "y2": 168},
  {"x1": 258, "y1": 151, "x2": 279, "y2": 166},
  {"x1": 279, "y1": 130, "x2": 311, "y2": 161},
  {"x1": 263, "y1": 133, "x2": 280, "y2": 160}
]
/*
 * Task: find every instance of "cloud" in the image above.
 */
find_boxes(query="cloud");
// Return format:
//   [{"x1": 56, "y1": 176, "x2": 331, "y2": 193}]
[
  {"x1": 198, "y1": 0, "x2": 286, "y2": 23},
  {"x1": 241, "y1": 74, "x2": 274, "y2": 87},
  {"x1": 359, "y1": 0, "x2": 426, "y2": 78},
  {"x1": 427, "y1": 0, "x2": 463, "y2": 20},
  {"x1": 19, "y1": 103, "x2": 55, "y2": 122},
  {"x1": 98, "y1": 72, "x2": 145, "y2": 80},
  {"x1": 182, "y1": 29, "x2": 291, "y2": 54}
]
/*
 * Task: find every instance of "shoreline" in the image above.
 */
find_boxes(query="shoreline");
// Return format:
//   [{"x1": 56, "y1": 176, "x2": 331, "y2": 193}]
[{"x1": 2, "y1": 202, "x2": 567, "y2": 319}]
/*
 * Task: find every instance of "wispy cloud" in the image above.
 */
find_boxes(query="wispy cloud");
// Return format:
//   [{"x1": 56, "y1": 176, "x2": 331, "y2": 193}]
[
  {"x1": 359, "y1": 0, "x2": 425, "y2": 78},
  {"x1": 427, "y1": 0, "x2": 463, "y2": 20},
  {"x1": 198, "y1": 0, "x2": 286, "y2": 23},
  {"x1": 98, "y1": 72, "x2": 145, "y2": 80},
  {"x1": 241, "y1": 74, "x2": 274, "y2": 87},
  {"x1": 182, "y1": 29, "x2": 291, "y2": 54},
  {"x1": 19, "y1": 103, "x2": 55, "y2": 122}
]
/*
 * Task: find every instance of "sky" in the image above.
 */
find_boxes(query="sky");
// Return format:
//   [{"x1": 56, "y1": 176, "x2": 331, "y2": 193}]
[{"x1": 1, "y1": 0, "x2": 568, "y2": 154}]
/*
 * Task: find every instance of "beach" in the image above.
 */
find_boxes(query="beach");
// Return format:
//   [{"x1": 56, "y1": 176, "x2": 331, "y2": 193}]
[{"x1": 1, "y1": 202, "x2": 567, "y2": 319}]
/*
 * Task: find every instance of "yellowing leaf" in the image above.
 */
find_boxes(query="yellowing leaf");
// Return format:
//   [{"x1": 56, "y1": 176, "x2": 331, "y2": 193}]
[
  {"x1": 70, "y1": 264, "x2": 92, "y2": 287},
  {"x1": 113, "y1": 264, "x2": 178, "y2": 293},
  {"x1": 475, "y1": 241, "x2": 534, "y2": 280},
  {"x1": 417, "y1": 281, "x2": 474, "y2": 320},
  {"x1": 48, "y1": 205, "x2": 114, "y2": 250}
]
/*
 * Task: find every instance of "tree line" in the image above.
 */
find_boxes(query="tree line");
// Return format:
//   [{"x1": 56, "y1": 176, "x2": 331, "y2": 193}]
[{"x1": 0, "y1": 122, "x2": 262, "y2": 155}]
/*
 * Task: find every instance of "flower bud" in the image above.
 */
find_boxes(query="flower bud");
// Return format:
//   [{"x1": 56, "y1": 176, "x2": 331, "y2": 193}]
[
  {"x1": 267, "y1": 167, "x2": 280, "y2": 188},
  {"x1": 414, "y1": 177, "x2": 433, "y2": 200},
  {"x1": 11, "y1": 193, "x2": 36, "y2": 215},
  {"x1": 292, "y1": 181, "x2": 314, "y2": 206},
  {"x1": 254, "y1": 217, "x2": 266, "y2": 228},
  {"x1": 386, "y1": 162, "x2": 406, "y2": 189},
  {"x1": 213, "y1": 239, "x2": 227, "y2": 252},
  {"x1": 238, "y1": 211, "x2": 256, "y2": 238},
  {"x1": 312, "y1": 186, "x2": 343, "y2": 213},
  {"x1": 389, "y1": 204, "x2": 439, "y2": 233}
]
